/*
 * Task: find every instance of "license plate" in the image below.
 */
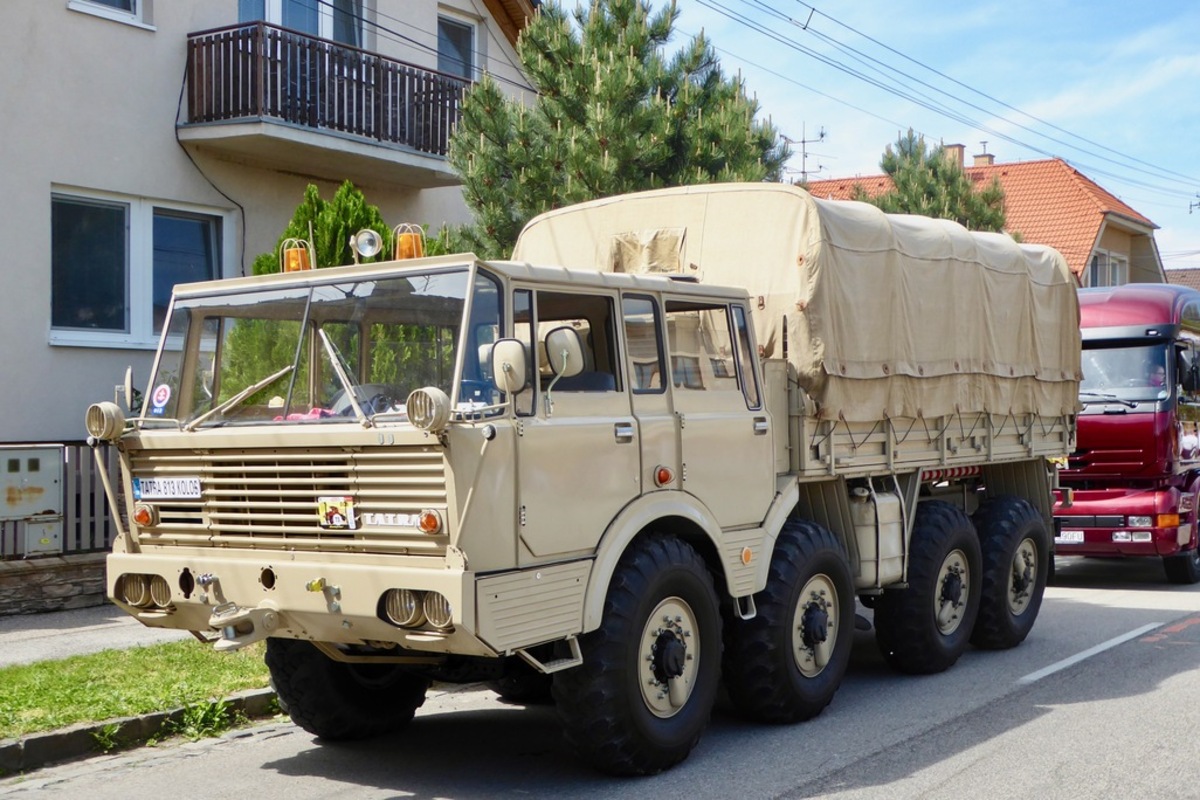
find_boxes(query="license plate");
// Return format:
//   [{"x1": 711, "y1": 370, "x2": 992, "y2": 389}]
[
  {"x1": 133, "y1": 476, "x2": 202, "y2": 500},
  {"x1": 1055, "y1": 529, "x2": 1085, "y2": 544}
]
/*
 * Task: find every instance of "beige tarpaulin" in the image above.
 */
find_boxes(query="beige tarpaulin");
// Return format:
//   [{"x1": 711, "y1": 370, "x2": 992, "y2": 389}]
[{"x1": 512, "y1": 183, "x2": 1081, "y2": 423}]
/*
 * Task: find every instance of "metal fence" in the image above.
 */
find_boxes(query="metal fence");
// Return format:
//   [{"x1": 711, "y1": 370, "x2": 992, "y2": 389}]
[{"x1": 0, "y1": 443, "x2": 119, "y2": 560}]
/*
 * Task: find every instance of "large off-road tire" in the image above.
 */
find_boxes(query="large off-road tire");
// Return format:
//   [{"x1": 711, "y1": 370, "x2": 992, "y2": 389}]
[
  {"x1": 874, "y1": 500, "x2": 982, "y2": 675},
  {"x1": 552, "y1": 534, "x2": 721, "y2": 776},
  {"x1": 1163, "y1": 547, "x2": 1200, "y2": 584},
  {"x1": 265, "y1": 638, "x2": 429, "y2": 741},
  {"x1": 971, "y1": 496, "x2": 1049, "y2": 649},
  {"x1": 722, "y1": 519, "x2": 854, "y2": 723}
]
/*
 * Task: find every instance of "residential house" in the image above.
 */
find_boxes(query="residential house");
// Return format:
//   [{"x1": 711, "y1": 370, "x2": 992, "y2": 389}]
[
  {"x1": 805, "y1": 146, "x2": 1166, "y2": 287},
  {"x1": 1166, "y1": 269, "x2": 1200, "y2": 291},
  {"x1": 0, "y1": 0, "x2": 532, "y2": 563}
]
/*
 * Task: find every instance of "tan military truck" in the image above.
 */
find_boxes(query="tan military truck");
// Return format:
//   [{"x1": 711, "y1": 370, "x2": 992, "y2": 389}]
[{"x1": 86, "y1": 183, "x2": 1079, "y2": 776}]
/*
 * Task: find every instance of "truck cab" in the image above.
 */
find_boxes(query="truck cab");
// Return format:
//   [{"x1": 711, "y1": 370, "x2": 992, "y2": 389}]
[{"x1": 1054, "y1": 284, "x2": 1200, "y2": 582}]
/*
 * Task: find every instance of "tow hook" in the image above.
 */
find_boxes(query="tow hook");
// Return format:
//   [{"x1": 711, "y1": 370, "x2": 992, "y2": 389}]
[{"x1": 209, "y1": 602, "x2": 280, "y2": 652}]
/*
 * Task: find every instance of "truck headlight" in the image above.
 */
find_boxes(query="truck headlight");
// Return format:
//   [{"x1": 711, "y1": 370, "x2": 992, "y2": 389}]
[
  {"x1": 1127, "y1": 515, "x2": 1153, "y2": 528},
  {"x1": 85, "y1": 402, "x2": 126, "y2": 441},
  {"x1": 405, "y1": 387, "x2": 451, "y2": 434}
]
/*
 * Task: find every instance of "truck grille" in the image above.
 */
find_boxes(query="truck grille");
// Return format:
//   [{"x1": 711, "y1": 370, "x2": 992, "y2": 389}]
[{"x1": 127, "y1": 447, "x2": 447, "y2": 554}]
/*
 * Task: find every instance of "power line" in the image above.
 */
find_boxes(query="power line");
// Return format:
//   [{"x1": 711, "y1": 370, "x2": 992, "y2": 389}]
[{"x1": 694, "y1": 0, "x2": 1199, "y2": 203}]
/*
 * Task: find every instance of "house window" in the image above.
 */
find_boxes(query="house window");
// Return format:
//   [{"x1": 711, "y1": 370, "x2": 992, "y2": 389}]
[
  {"x1": 1088, "y1": 250, "x2": 1129, "y2": 287},
  {"x1": 240, "y1": 0, "x2": 362, "y2": 46},
  {"x1": 68, "y1": 0, "x2": 153, "y2": 28},
  {"x1": 51, "y1": 191, "x2": 226, "y2": 348},
  {"x1": 438, "y1": 16, "x2": 475, "y2": 79}
]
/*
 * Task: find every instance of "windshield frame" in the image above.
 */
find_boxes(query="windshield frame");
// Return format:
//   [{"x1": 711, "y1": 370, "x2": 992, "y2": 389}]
[{"x1": 137, "y1": 259, "x2": 506, "y2": 429}]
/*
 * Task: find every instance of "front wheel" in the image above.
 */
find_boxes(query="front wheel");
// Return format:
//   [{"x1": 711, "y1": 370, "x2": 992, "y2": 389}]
[
  {"x1": 552, "y1": 534, "x2": 721, "y2": 776},
  {"x1": 1164, "y1": 547, "x2": 1200, "y2": 584},
  {"x1": 723, "y1": 519, "x2": 854, "y2": 723},
  {"x1": 265, "y1": 639, "x2": 429, "y2": 740},
  {"x1": 971, "y1": 496, "x2": 1050, "y2": 649},
  {"x1": 874, "y1": 501, "x2": 982, "y2": 675}
]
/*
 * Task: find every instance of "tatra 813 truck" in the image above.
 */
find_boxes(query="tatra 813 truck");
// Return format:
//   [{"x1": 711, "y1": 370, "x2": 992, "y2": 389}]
[
  {"x1": 1053, "y1": 283, "x2": 1200, "y2": 583},
  {"x1": 86, "y1": 183, "x2": 1079, "y2": 775}
]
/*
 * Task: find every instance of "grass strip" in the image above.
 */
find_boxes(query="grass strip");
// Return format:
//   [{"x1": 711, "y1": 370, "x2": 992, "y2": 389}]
[{"x1": 0, "y1": 640, "x2": 270, "y2": 740}]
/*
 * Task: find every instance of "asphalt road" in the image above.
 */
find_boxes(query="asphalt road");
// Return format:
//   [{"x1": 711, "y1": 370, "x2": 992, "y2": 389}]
[{"x1": 3, "y1": 555, "x2": 1199, "y2": 799}]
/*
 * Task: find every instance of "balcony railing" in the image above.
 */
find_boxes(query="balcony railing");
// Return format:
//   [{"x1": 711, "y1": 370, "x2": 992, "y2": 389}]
[{"x1": 185, "y1": 22, "x2": 469, "y2": 157}]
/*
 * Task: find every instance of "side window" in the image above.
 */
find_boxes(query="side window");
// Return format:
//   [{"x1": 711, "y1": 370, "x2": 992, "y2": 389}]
[
  {"x1": 622, "y1": 295, "x2": 664, "y2": 393},
  {"x1": 535, "y1": 291, "x2": 620, "y2": 392},
  {"x1": 513, "y1": 290, "x2": 535, "y2": 415},
  {"x1": 664, "y1": 301, "x2": 738, "y2": 394},
  {"x1": 732, "y1": 305, "x2": 761, "y2": 409}
]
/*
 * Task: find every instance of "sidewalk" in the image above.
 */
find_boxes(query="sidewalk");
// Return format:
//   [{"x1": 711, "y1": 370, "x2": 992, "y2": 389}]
[
  {"x1": 0, "y1": 604, "x2": 275, "y2": 775},
  {"x1": 0, "y1": 604, "x2": 192, "y2": 668}
]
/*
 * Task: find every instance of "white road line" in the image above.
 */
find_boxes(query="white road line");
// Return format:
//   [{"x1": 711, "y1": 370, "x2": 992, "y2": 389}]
[{"x1": 1018, "y1": 622, "x2": 1165, "y2": 685}]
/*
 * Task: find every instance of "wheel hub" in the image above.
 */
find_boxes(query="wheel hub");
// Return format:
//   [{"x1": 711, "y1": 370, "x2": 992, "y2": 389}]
[
  {"x1": 652, "y1": 631, "x2": 687, "y2": 683},
  {"x1": 940, "y1": 569, "x2": 963, "y2": 607},
  {"x1": 640, "y1": 598, "x2": 700, "y2": 718},
  {"x1": 801, "y1": 602, "x2": 829, "y2": 649}
]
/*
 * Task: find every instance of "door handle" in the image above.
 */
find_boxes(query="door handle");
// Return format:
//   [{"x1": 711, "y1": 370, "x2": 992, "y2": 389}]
[
  {"x1": 614, "y1": 422, "x2": 635, "y2": 443},
  {"x1": 753, "y1": 416, "x2": 769, "y2": 435}
]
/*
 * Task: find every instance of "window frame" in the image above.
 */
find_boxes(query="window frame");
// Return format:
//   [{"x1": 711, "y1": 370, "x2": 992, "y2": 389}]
[
  {"x1": 437, "y1": 13, "x2": 477, "y2": 79},
  {"x1": 1088, "y1": 249, "x2": 1130, "y2": 288},
  {"x1": 239, "y1": 0, "x2": 363, "y2": 45},
  {"x1": 50, "y1": 187, "x2": 233, "y2": 351},
  {"x1": 68, "y1": 0, "x2": 155, "y2": 30}
]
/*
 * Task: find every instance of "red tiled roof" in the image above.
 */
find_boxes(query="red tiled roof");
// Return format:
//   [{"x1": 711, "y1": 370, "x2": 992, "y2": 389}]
[
  {"x1": 1167, "y1": 268, "x2": 1200, "y2": 291},
  {"x1": 805, "y1": 158, "x2": 1157, "y2": 280}
]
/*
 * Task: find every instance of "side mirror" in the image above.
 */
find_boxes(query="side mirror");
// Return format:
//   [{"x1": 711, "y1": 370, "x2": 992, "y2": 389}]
[
  {"x1": 492, "y1": 339, "x2": 527, "y2": 395},
  {"x1": 1186, "y1": 363, "x2": 1200, "y2": 394},
  {"x1": 544, "y1": 326, "x2": 585, "y2": 379},
  {"x1": 123, "y1": 366, "x2": 134, "y2": 410}
]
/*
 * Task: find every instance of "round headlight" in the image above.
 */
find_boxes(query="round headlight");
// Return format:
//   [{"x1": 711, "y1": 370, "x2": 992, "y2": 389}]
[
  {"x1": 422, "y1": 592, "x2": 454, "y2": 629},
  {"x1": 149, "y1": 575, "x2": 172, "y2": 607},
  {"x1": 118, "y1": 574, "x2": 150, "y2": 608},
  {"x1": 85, "y1": 402, "x2": 126, "y2": 441},
  {"x1": 383, "y1": 588, "x2": 425, "y2": 627},
  {"x1": 406, "y1": 387, "x2": 451, "y2": 434}
]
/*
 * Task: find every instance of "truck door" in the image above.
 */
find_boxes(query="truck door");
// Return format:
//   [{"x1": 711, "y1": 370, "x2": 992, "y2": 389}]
[
  {"x1": 514, "y1": 289, "x2": 640, "y2": 563},
  {"x1": 664, "y1": 299, "x2": 774, "y2": 527},
  {"x1": 622, "y1": 294, "x2": 678, "y2": 495}
]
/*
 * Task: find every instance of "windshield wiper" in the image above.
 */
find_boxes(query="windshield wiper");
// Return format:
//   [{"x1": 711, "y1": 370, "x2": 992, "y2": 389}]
[
  {"x1": 1079, "y1": 391, "x2": 1137, "y2": 409},
  {"x1": 184, "y1": 365, "x2": 294, "y2": 431},
  {"x1": 318, "y1": 328, "x2": 370, "y2": 426}
]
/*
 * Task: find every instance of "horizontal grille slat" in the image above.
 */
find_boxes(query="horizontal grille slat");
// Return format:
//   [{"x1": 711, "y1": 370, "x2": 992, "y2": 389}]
[{"x1": 129, "y1": 447, "x2": 448, "y2": 553}]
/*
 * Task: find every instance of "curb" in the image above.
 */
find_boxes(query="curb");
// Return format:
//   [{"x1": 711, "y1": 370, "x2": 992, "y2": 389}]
[{"x1": 0, "y1": 688, "x2": 277, "y2": 776}]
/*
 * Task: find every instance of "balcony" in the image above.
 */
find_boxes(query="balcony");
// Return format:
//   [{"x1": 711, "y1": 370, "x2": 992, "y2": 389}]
[{"x1": 177, "y1": 23, "x2": 469, "y2": 189}]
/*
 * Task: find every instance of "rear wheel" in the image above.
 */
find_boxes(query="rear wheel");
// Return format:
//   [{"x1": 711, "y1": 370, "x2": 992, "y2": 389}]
[
  {"x1": 874, "y1": 501, "x2": 981, "y2": 674},
  {"x1": 723, "y1": 520, "x2": 854, "y2": 723},
  {"x1": 971, "y1": 496, "x2": 1049, "y2": 649},
  {"x1": 265, "y1": 639, "x2": 429, "y2": 740},
  {"x1": 552, "y1": 534, "x2": 721, "y2": 776}
]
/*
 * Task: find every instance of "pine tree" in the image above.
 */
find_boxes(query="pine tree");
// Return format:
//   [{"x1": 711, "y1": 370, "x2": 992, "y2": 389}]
[
  {"x1": 852, "y1": 129, "x2": 1007, "y2": 232},
  {"x1": 448, "y1": 0, "x2": 789, "y2": 259}
]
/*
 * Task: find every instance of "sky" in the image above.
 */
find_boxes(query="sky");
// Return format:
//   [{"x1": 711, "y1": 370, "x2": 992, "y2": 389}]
[{"x1": 671, "y1": 0, "x2": 1200, "y2": 269}]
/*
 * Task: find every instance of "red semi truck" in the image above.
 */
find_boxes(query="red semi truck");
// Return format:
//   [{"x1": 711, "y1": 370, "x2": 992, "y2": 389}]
[{"x1": 1054, "y1": 283, "x2": 1200, "y2": 583}]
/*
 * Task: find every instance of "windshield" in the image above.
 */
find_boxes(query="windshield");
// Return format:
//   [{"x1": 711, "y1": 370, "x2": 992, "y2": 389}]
[
  {"x1": 1079, "y1": 341, "x2": 1170, "y2": 403},
  {"x1": 144, "y1": 266, "x2": 504, "y2": 426}
]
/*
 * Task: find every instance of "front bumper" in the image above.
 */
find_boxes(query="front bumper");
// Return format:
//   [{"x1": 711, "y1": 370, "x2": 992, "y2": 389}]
[
  {"x1": 107, "y1": 551, "x2": 496, "y2": 657},
  {"x1": 1054, "y1": 487, "x2": 1190, "y2": 557}
]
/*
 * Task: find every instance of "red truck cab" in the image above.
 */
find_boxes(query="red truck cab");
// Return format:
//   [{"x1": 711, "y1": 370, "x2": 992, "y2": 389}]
[{"x1": 1054, "y1": 284, "x2": 1200, "y2": 583}]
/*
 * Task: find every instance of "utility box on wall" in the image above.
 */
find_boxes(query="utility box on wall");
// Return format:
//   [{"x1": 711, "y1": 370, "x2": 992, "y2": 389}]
[{"x1": 1, "y1": 446, "x2": 64, "y2": 556}]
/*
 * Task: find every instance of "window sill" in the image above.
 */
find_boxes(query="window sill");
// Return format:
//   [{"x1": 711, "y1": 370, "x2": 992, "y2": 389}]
[
  {"x1": 49, "y1": 332, "x2": 160, "y2": 351},
  {"x1": 67, "y1": 1, "x2": 156, "y2": 31}
]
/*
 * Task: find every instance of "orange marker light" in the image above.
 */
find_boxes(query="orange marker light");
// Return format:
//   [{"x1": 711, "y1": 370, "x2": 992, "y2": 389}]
[
  {"x1": 654, "y1": 466, "x2": 674, "y2": 487},
  {"x1": 418, "y1": 509, "x2": 443, "y2": 534},
  {"x1": 132, "y1": 503, "x2": 156, "y2": 526}
]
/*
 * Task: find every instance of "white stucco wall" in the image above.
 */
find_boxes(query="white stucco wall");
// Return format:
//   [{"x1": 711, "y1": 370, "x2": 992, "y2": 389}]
[{"x1": 0, "y1": 0, "x2": 526, "y2": 443}]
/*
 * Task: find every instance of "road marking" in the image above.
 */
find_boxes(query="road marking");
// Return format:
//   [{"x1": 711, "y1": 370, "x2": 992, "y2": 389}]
[{"x1": 1017, "y1": 622, "x2": 1164, "y2": 685}]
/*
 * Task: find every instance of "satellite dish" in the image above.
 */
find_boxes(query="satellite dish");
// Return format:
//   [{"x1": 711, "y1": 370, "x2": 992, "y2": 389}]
[{"x1": 351, "y1": 229, "x2": 383, "y2": 261}]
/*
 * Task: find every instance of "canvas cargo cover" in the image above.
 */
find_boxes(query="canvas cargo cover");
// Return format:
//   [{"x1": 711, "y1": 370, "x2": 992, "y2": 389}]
[{"x1": 512, "y1": 183, "x2": 1081, "y2": 423}]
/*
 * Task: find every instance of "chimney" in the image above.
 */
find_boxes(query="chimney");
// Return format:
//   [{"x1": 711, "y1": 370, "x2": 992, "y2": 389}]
[
  {"x1": 974, "y1": 152, "x2": 995, "y2": 167},
  {"x1": 944, "y1": 143, "x2": 965, "y2": 169}
]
